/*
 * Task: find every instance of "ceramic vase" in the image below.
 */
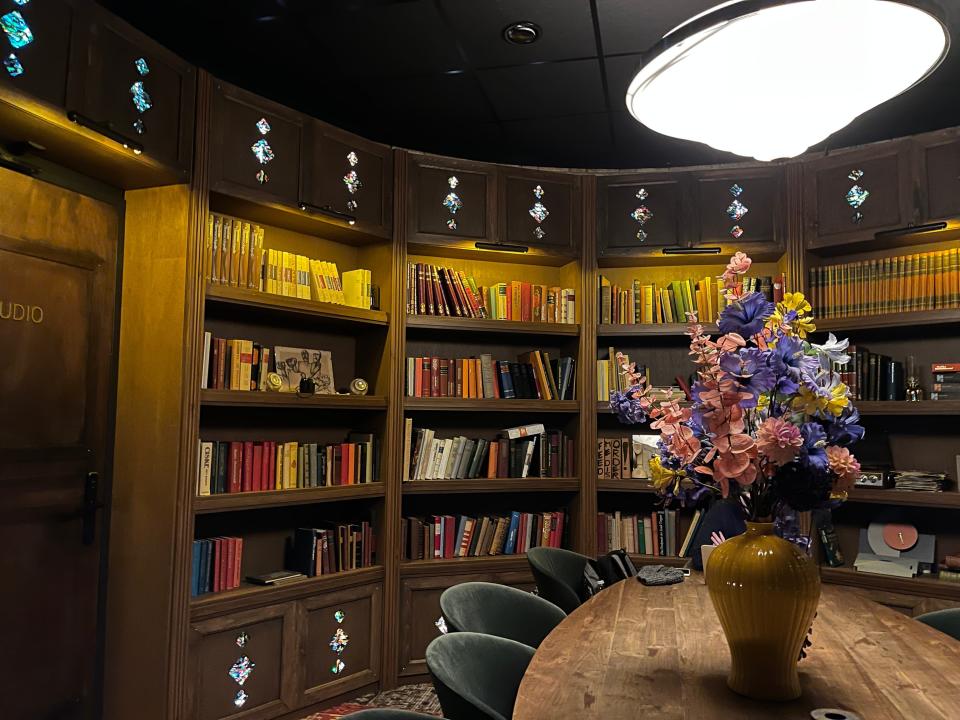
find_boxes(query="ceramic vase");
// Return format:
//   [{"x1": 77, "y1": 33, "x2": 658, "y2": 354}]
[{"x1": 705, "y1": 522, "x2": 820, "y2": 701}]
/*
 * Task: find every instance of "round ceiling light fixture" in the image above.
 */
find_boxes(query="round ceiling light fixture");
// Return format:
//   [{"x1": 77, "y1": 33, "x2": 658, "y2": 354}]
[
  {"x1": 504, "y1": 22, "x2": 541, "y2": 45},
  {"x1": 625, "y1": 0, "x2": 949, "y2": 162}
]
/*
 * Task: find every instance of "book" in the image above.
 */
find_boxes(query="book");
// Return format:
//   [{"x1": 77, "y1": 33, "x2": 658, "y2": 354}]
[
  {"x1": 403, "y1": 510, "x2": 567, "y2": 559},
  {"x1": 406, "y1": 353, "x2": 575, "y2": 400}
]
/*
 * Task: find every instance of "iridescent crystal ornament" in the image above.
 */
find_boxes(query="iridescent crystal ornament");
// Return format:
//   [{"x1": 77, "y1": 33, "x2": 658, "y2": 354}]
[
  {"x1": 347, "y1": 200, "x2": 358, "y2": 211},
  {"x1": 236, "y1": 632, "x2": 249, "y2": 648},
  {"x1": 331, "y1": 659, "x2": 346, "y2": 675},
  {"x1": 636, "y1": 229, "x2": 647, "y2": 242},
  {"x1": 730, "y1": 225, "x2": 744, "y2": 238},
  {"x1": 135, "y1": 57, "x2": 149, "y2": 76},
  {"x1": 443, "y1": 192, "x2": 463, "y2": 213},
  {"x1": 133, "y1": 118, "x2": 145, "y2": 134},
  {"x1": 4, "y1": 52, "x2": 22, "y2": 77},
  {"x1": 726, "y1": 200, "x2": 748, "y2": 220},
  {"x1": 329, "y1": 628, "x2": 349, "y2": 653},
  {"x1": 229, "y1": 656, "x2": 255, "y2": 686},
  {"x1": 848, "y1": 169, "x2": 864, "y2": 181},
  {"x1": 630, "y1": 206, "x2": 653, "y2": 225},
  {"x1": 251, "y1": 139, "x2": 274, "y2": 165},
  {"x1": 335, "y1": 610, "x2": 345, "y2": 623},
  {"x1": 533, "y1": 185, "x2": 544, "y2": 199},
  {"x1": 256, "y1": 118, "x2": 271, "y2": 136},
  {"x1": 533, "y1": 226, "x2": 546, "y2": 240},
  {"x1": 448, "y1": 176, "x2": 459, "y2": 189},
  {"x1": 845, "y1": 185, "x2": 869, "y2": 208},
  {"x1": 13, "y1": 0, "x2": 30, "y2": 5},
  {"x1": 447, "y1": 218, "x2": 457, "y2": 230},
  {"x1": 343, "y1": 170, "x2": 362, "y2": 194},
  {"x1": 234, "y1": 690, "x2": 248, "y2": 708},
  {"x1": 130, "y1": 81, "x2": 152, "y2": 113},
  {"x1": 730, "y1": 183, "x2": 744, "y2": 197},
  {"x1": 256, "y1": 169, "x2": 268, "y2": 184},
  {"x1": 636, "y1": 188, "x2": 648, "y2": 200},
  {"x1": 852, "y1": 210, "x2": 864, "y2": 223},
  {"x1": 529, "y1": 202, "x2": 549, "y2": 224},
  {"x1": 1, "y1": 11, "x2": 33, "y2": 49},
  {"x1": 435, "y1": 616, "x2": 448, "y2": 634},
  {"x1": 347, "y1": 151, "x2": 359, "y2": 167}
]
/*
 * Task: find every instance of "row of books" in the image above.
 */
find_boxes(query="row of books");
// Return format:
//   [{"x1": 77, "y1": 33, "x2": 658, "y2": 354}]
[
  {"x1": 597, "y1": 509, "x2": 703, "y2": 558},
  {"x1": 596, "y1": 436, "x2": 658, "y2": 480},
  {"x1": 931, "y1": 363, "x2": 960, "y2": 401},
  {"x1": 202, "y1": 335, "x2": 271, "y2": 391},
  {"x1": 203, "y1": 213, "x2": 376, "y2": 308},
  {"x1": 402, "y1": 510, "x2": 566, "y2": 560},
  {"x1": 405, "y1": 352, "x2": 575, "y2": 400},
  {"x1": 597, "y1": 274, "x2": 784, "y2": 325},
  {"x1": 190, "y1": 536, "x2": 243, "y2": 596},
  {"x1": 196, "y1": 436, "x2": 379, "y2": 495},
  {"x1": 402, "y1": 423, "x2": 574, "y2": 480},
  {"x1": 809, "y1": 249, "x2": 960, "y2": 319},
  {"x1": 292, "y1": 523, "x2": 376, "y2": 577},
  {"x1": 837, "y1": 346, "x2": 904, "y2": 401},
  {"x1": 406, "y1": 262, "x2": 576, "y2": 324}
]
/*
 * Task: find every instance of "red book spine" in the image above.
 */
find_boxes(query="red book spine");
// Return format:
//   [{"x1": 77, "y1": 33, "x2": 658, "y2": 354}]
[
  {"x1": 932, "y1": 363, "x2": 960, "y2": 372},
  {"x1": 439, "y1": 358, "x2": 449, "y2": 397},
  {"x1": 425, "y1": 264, "x2": 435, "y2": 315},
  {"x1": 228, "y1": 442, "x2": 242, "y2": 493},
  {"x1": 497, "y1": 440, "x2": 509, "y2": 478},
  {"x1": 420, "y1": 357, "x2": 431, "y2": 399},
  {"x1": 234, "y1": 538, "x2": 243, "y2": 589},
  {"x1": 340, "y1": 443, "x2": 350, "y2": 486},
  {"x1": 444, "y1": 516, "x2": 455, "y2": 558},
  {"x1": 266, "y1": 442, "x2": 275, "y2": 491},
  {"x1": 432, "y1": 266, "x2": 446, "y2": 316},
  {"x1": 252, "y1": 443, "x2": 263, "y2": 492},
  {"x1": 241, "y1": 441, "x2": 254, "y2": 492},
  {"x1": 416, "y1": 263, "x2": 425, "y2": 314},
  {"x1": 440, "y1": 268, "x2": 460, "y2": 316},
  {"x1": 432, "y1": 516, "x2": 442, "y2": 559},
  {"x1": 212, "y1": 538, "x2": 222, "y2": 592},
  {"x1": 430, "y1": 357, "x2": 440, "y2": 397},
  {"x1": 454, "y1": 271, "x2": 476, "y2": 318},
  {"x1": 521, "y1": 282, "x2": 532, "y2": 322},
  {"x1": 226, "y1": 537, "x2": 236, "y2": 590}
]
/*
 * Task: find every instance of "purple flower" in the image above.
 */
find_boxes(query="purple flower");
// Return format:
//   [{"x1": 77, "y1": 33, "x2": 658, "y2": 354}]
[
  {"x1": 824, "y1": 406, "x2": 865, "y2": 446},
  {"x1": 610, "y1": 389, "x2": 648, "y2": 425},
  {"x1": 773, "y1": 335, "x2": 819, "y2": 382},
  {"x1": 718, "y1": 347, "x2": 776, "y2": 407},
  {"x1": 799, "y1": 422, "x2": 829, "y2": 472},
  {"x1": 718, "y1": 291, "x2": 774, "y2": 338}
]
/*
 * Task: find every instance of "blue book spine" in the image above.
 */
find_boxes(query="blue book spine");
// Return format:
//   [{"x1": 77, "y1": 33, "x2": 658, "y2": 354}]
[
  {"x1": 505, "y1": 511, "x2": 521, "y2": 554},
  {"x1": 498, "y1": 361, "x2": 516, "y2": 399},
  {"x1": 200, "y1": 539, "x2": 211, "y2": 594},
  {"x1": 191, "y1": 541, "x2": 202, "y2": 597}
]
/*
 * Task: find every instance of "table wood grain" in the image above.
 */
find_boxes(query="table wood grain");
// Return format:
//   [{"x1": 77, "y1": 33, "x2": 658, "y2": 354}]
[{"x1": 514, "y1": 576, "x2": 960, "y2": 719}]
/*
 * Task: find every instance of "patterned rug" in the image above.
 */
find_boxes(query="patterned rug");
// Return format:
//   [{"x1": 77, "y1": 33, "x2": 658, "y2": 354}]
[{"x1": 301, "y1": 684, "x2": 442, "y2": 719}]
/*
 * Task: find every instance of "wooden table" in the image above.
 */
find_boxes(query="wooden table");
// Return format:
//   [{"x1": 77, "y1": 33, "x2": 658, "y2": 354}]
[{"x1": 514, "y1": 575, "x2": 960, "y2": 719}]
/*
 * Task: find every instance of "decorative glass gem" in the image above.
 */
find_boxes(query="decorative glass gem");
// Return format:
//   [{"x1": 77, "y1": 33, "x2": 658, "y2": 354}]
[
  {"x1": 435, "y1": 616, "x2": 448, "y2": 634},
  {"x1": 636, "y1": 229, "x2": 647, "y2": 242},
  {"x1": 234, "y1": 690, "x2": 248, "y2": 708},
  {"x1": 133, "y1": 118, "x2": 145, "y2": 135},
  {"x1": 636, "y1": 188, "x2": 648, "y2": 200},
  {"x1": 256, "y1": 118, "x2": 271, "y2": 136},
  {"x1": 229, "y1": 656, "x2": 255, "y2": 686},
  {"x1": 13, "y1": 0, "x2": 30, "y2": 5},
  {"x1": 343, "y1": 169, "x2": 362, "y2": 194},
  {"x1": 730, "y1": 183, "x2": 744, "y2": 197},
  {"x1": 4, "y1": 52, "x2": 22, "y2": 77},
  {"x1": 443, "y1": 192, "x2": 463, "y2": 213},
  {"x1": 256, "y1": 169, "x2": 268, "y2": 184},
  {"x1": 848, "y1": 169, "x2": 864, "y2": 181},
  {"x1": 533, "y1": 226, "x2": 546, "y2": 240},
  {"x1": 448, "y1": 176, "x2": 459, "y2": 189},
  {"x1": 529, "y1": 202, "x2": 549, "y2": 224},
  {"x1": 130, "y1": 81, "x2": 152, "y2": 113},
  {"x1": 853, "y1": 210, "x2": 864, "y2": 223},
  {"x1": 845, "y1": 185, "x2": 869, "y2": 209},
  {"x1": 446, "y1": 218, "x2": 457, "y2": 230},
  {"x1": 331, "y1": 659, "x2": 346, "y2": 675},
  {"x1": 730, "y1": 225, "x2": 744, "y2": 238},
  {"x1": 1, "y1": 11, "x2": 33, "y2": 49},
  {"x1": 236, "y1": 632, "x2": 249, "y2": 648},
  {"x1": 346, "y1": 200, "x2": 358, "y2": 211},
  {"x1": 329, "y1": 628, "x2": 349, "y2": 653},
  {"x1": 347, "y1": 151, "x2": 359, "y2": 167},
  {"x1": 335, "y1": 610, "x2": 345, "y2": 623},
  {"x1": 135, "y1": 57, "x2": 150, "y2": 76},
  {"x1": 726, "y1": 200, "x2": 748, "y2": 220},
  {"x1": 630, "y1": 206, "x2": 653, "y2": 225},
  {"x1": 251, "y1": 139, "x2": 274, "y2": 165},
  {"x1": 533, "y1": 184, "x2": 544, "y2": 199}
]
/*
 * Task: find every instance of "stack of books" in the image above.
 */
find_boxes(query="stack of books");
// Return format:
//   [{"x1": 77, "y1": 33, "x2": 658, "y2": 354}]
[
  {"x1": 292, "y1": 523, "x2": 376, "y2": 576},
  {"x1": 840, "y1": 346, "x2": 903, "y2": 401},
  {"x1": 402, "y1": 510, "x2": 566, "y2": 560},
  {"x1": 406, "y1": 352, "x2": 575, "y2": 400},
  {"x1": 202, "y1": 336, "x2": 272, "y2": 391},
  {"x1": 596, "y1": 435, "x2": 659, "y2": 480},
  {"x1": 931, "y1": 362, "x2": 960, "y2": 401},
  {"x1": 406, "y1": 262, "x2": 576, "y2": 323},
  {"x1": 191, "y1": 536, "x2": 243, "y2": 597},
  {"x1": 890, "y1": 471, "x2": 947, "y2": 492},
  {"x1": 597, "y1": 509, "x2": 703, "y2": 558}
]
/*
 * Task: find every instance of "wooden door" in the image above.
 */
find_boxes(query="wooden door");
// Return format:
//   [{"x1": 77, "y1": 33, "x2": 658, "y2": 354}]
[
  {"x1": 0, "y1": 169, "x2": 119, "y2": 719},
  {"x1": 916, "y1": 129, "x2": 960, "y2": 222},
  {"x1": 500, "y1": 168, "x2": 581, "y2": 254},
  {"x1": 406, "y1": 154, "x2": 497, "y2": 246},
  {"x1": 597, "y1": 173, "x2": 687, "y2": 258}
]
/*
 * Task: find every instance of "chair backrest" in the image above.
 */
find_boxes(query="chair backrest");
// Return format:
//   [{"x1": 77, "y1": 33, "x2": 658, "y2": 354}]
[
  {"x1": 526, "y1": 546, "x2": 588, "y2": 614},
  {"x1": 343, "y1": 711, "x2": 443, "y2": 720},
  {"x1": 916, "y1": 608, "x2": 960, "y2": 641},
  {"x1": 426, "y1": 632, "x2": 535, "y2": 720},
  {"x1": 440, "y1": 581, "x2": 566, "y2": 648}
]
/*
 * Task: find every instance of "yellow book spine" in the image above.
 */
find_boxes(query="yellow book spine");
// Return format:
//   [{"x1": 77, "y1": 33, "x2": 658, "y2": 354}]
[
  {"x1": 230, "y1": 339, "x2": 241, "y2": 391},
  {"x1": 230, "y1": 220, "x2": 242, "y2": 287},
  {"x1": 204, "y1": 213, "x2": 214, "y2": 282},
  {"x1": 951, "y1": 248, "x2": 960, "y2": 307},
  {"x1": 286, "y1": 442, "x2": 298, "y2": 490},
  {"x1": 239, "y1": 223, "x2": 250, "y2": 288},
  {"x1": 934, "y1": 251, "x2": 944, "y2": 310},
  {"x1": 275, "y1": 444, "x2": 284, "y2": 490}
]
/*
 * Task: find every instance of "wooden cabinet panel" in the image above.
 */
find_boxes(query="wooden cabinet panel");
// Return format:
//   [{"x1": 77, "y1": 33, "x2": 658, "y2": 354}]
[
  {"x1": 598, "y1": 173, "x2": 686, "y2": 256},
  {"x1": 918, "y1": 131, "x2": 960, "y2": 222},
  {"x1": 407, "y1": 154, "x2": 497, "y2": 243},
  {"x1": 189, "y1": 604, "x2": 298, "y2": 720},
  {"x1": 692, "y1": 166, "x2": 784, "y2": 253},
  {"x1": 302, "y1": 121, "x2": 393, "y2": 238},
  {"x1": 300, "y1": 582, "x2": 383, "y2": 704},
  {"x1": 0, "y1": 0, "x2": 74, "y2": 107},
  {"x1": 210, "y1": 81, "x2": 304, "y2": 207},
  {"x1": 802, "y1": 141, "x2": 913, "y2": 249},
  {"x1": 501, "y1": 168, "x2": 581, "y2": 253}
]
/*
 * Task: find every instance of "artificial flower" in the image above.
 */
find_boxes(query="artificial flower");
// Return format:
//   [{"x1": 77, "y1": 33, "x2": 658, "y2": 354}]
[
  {"x1": 725, "y1": 251, "x2": 752, "y2": 276},
  {"x1": 825, "y1": 406, "x2": 865, "y2": 446},
  {"x1": 826, "y1": 445, "x2": 861, "y2": 492},
  {"x1": 812, "y1": 332, "x2": 851, "y2": 368},
  {"x1": 799, "y1": 422, "x2": 829, "y2": 473},
  {"x1": 718, "y1": 292, "x2": 775, "y2": 338},
  {"x1": 779, "y1": 292, "x2": 812, "y2": 315},
  {"x1": 756, "y1": 417, "x2": 803, "y2": 465},
  {"x1": 718, "y1": 347, "x2": 776, "y2": 406}
]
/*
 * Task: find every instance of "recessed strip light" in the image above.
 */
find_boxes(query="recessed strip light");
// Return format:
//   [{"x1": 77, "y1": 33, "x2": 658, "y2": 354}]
[
  {"x1": 874, "y1": 222, "x2": 947, "y2": 239},
  {"x1": 298, "y1": 202, "x2": 356, "y2": 226},
  {"x1": 662, "y1": 246, "x2": 722, "y2": 255},
  {"x1": 66, "y1": 111, "x2": 144, "y2": 155},
  {"x1": 475, "y1": 242, "x2": 529, "y2": 253}
]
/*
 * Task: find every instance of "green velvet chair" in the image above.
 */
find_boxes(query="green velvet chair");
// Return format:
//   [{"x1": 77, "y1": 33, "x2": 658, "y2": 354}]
[
  {"x1": 426, "y1": 632, "x2": 535, "y2": 720},
  {"x1": 343, "y1": 711, "x2": 443, "y2": 719},
  {"x1": 526, "y1": 546, "x2": 589, "y2": 614},
  {"x1": 916, "y1": 608, "x2": 960, "y2": 641},
  {"x1": 440, "y1": 581, "x2": 566, "y2": 648}
]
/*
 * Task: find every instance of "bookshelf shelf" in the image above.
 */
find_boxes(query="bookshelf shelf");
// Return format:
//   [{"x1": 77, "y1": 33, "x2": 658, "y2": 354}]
[
  {"x1": 598, "y1": 478, "x2": 657, "y2": 493},
  {"x1": 206, "y1": 283, "x2": 389, "y2": 327},
  {"x1": 855, "y1": 400, "x2": 960, "y2": 415},
  {"x1": 190, "y1": 565, "x2": 385, "y2": 620},
  {"x1": 194, "y1": 483, "x2": 385, "y2": 514},
  {"x1": 817, "y1": 309, "x2": 960, "y2": 333},
  {"x1": 403, "y1": 398, "x2": 579, "y2": 413},
  {"x1": 405, "y1": 315, "x2": 579, "y2": 337},
  {"x1": 407, "y1": 238, "x2": 577, "y2": 267},
  {"x1": 597, "y1": 322, "x2": 718, "y2": 338},
  {"x1": 820, "y1": 566, "x2": 960, "y2": 602},
  {"x1": 399, "y1": 554, "x2": 531, "y2": 577},
  {"x1": 846, "y1": 488, "x2": 960, "y2": 509},
  {"x1": 628, "y1": 554, "x2": 688, "y2": 568},
  {"x1": 200, "y1": 389, "x2": 388, "y2": 410},
  {"x1": 402, "y1": 478, "x2": 579, "y2": 494}
]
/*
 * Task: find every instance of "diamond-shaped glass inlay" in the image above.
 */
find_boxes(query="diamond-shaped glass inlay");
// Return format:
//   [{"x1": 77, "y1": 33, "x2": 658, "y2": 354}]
[
  {"x1": 636, "y1": 229, "x2": 648, "y2": 242},
  {"x1": 347, "y1": 200, "x2": 358, "y2": 211},
  {"x1": 256, "y1": 117, "x2": 271, "y2": 135},
  {"x1": 256, "y1": 169, "x2": 268, "y2": 184},
  {"x1": 730, "y1": 183, "x2": 744, "y2": 198},
  {"x1": 331, "y1": 659, "x2": 346, "y2": 675},
  {"x1": 533, "y1": 226, "x2": 546, "y2": 240},
  {"x1": 448, "y1": 176, "x2": 459, "y2": 189},
  {"x1": 726, "y1": 200, "x2": 748, "y2": 221},
  {"x1": 447, "y1": 218, "x2": 457, "y2": 230},
  {"x1": 229, "y1": 656, "x2": 255, "y2": 686},
  {"x1": 848, "y1": 169, "x2": 864, "y2": 181},
  {"x1": 130, "y1": 81, "x2": 152, "y2": 113},
  {"x1": 251, "y1": 139, "x2": 274, "y2": 165},
  {"x1": 529, "y1": 202, "x2": 549, "y2": 224},
  {"x1": 1, "y1": 11, "x2": 33, "y2": 49},
  {"x1": 234, "y1": 690, "x2": 248, "y2": 708},
  {"x1": 636, "y1": 188, "x2": 648, "y2": 201},
  {"x1": 533, "y1": 184, "x2": 544, "y2": 199},
  {"x1": 730, "y1": 225, "x2": 744, "y2": 238},
  {"x1": 329, "y1": 628, "x2": 349, "y2": 653},
  {"x1": 845, "y1": 185, "x2": 869, "y2": 209},
  {"x1": 13, "y1": 0, "x2": 30, "y2": 5},
  {"x1": 133, "y1": 118, "x2": 144, "y2": 135},
  {"x1": 852, "y1": 210, "x2": 864, "y2": 223},
  {"x1": 4, "y1": 52, "x2": 22, "y2": 77},
  {"x1": 236, "y1": 632, "x2": 249, "y2": 648},
  {"x1": 335, "y1": 610, "x2": 345, "y2": 623},
  {"x1": 135, "y1": 57, "x2": 150, "y2": 76},
  {"x1": 347, "y1": 151, "x2": 359, "y2": 167},
  {"x1": 435, "y1": 616, "x2": 448, "y2": 634},
  {"x1": 630, "y1": 206, "x2": 653, "y2": 225},
  {"x1": 343, "y1": 170, "x2": 362, "y2": 194},
  {"x1": 443, "y1": 192, "x2": 463, "y2": 213}
]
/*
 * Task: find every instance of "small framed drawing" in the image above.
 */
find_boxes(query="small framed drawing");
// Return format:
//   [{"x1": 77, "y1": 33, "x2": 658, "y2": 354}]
[{"x1": 273, "y1": 346, "x2": 335, "y2": 394}]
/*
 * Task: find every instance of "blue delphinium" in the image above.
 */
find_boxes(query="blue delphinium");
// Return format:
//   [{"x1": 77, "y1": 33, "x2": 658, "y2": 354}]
[
  {"x1": 718, "y1": 347, "x2": 776, "y2": 407},
  {"x1": 718, "y1": 292, "x2": 775, "y2": 337}
]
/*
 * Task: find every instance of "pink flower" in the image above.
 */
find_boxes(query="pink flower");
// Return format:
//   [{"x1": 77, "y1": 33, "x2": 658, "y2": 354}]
[
  {"x1": 725, "y1": 251, "x2": 752, "y2": 276},
  {"x1": 756, "y1": 417, "x2": 803, "y2": 465},
  {"x1": 826, "y1": 445, "x2": 861, "y2": 492}
]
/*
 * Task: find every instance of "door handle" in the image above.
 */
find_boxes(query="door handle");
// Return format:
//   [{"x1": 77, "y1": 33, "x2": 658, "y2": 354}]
[{"x1": 82, "y1": 471, "x2": 101, "y2": 545}]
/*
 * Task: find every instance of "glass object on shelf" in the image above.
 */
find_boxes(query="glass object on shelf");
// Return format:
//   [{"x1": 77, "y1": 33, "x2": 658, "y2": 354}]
[
  {"x1": 335, "y1": 609, "x2": 345, "y2": 623},
  {"x1": 256, "y1": 169, "x2": 268, "y2": 184},
  {"x1": 636, "y1": 188, "x2": 648, "y2": 200},
  {"x1": 251, "y1": 138, "x2": 274, "y2": 165},
  {"x1": 726, "y1": 199, "x2": 748, "y2": 221},
  {"x1": 3, "y1": 52, "x2": 22, "y2": 77},
  {"x1": 1, "y1": 11, "x2": 33, "y2": 49},
  {"x1": 133, "y1": 118, "x2": 145, "y2": 135},
  {"x1": 256, "y1": 118, "x2": 271, "y2": 135},
  {"x1": 331, "y1": 658, "x2": 346, "y2": 674},
  {"x1": 347, "y1": 151, "x2": 359, "y2": 167},
  {"x1": 130, "y1": 80, "x2": 152, "y2": 113},
  {"x1": 134, "y1": 57, "x2": 149, "y2": 76},
  {"x1": 343, "y1": 169, "x2": 362, "y2": 194},
  {"x1": 234, "y1": 690, "x2": 248, "y2": 708},
  {"x1": 905, "y1": 355, "x2": 924, "y2": 402},
  {"x1": 236, "y1": 632, "x2": 249, "y2": 648}
]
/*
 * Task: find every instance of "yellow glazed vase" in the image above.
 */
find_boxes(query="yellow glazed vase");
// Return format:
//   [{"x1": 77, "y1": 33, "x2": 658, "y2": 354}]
[{"x1": 705, "y1": 522, "x2": 821, "y2": 701}]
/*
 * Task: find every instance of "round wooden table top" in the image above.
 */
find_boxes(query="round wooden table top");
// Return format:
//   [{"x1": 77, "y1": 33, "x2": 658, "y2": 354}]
[{"x1": 514, "y1": 575, "x2": 960, "y2": 720}]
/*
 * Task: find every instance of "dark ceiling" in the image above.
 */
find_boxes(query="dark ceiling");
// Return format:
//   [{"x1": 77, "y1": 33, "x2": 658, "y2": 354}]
[{"x1": 98, "y1": 0, "x2": 960, "y2": 169}]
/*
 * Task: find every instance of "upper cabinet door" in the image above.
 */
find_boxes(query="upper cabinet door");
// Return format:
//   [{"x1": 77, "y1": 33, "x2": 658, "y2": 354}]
[
  {"x1": 0, "y1": 0, "x2": 75, "y2": 108},
  {"x1": 500, "y1": 168, "x2": 581, "y2": 254},
  {"x1": 407, "y1": 154, "x2": 497, "y2": 245},
  {"x1": 302, "y1": 121, "x2": 393, "y2": 239},
  {"x1": 691, "y1": 165, "x2": 784, "y2": 254},
  {"x1": 598, "y1": 173, "x2": 686, "y2": 257},
  {"x1": 917, "y1": 129, "x2": 960, "y2": 222},
  {"x1": 76, "y1": 5, "x2": 195, "y2": 174},
  {"x1": 209, "y1": 81, "x2": 304, "y2": 207},
  {"x1": 802, "y1": 140, "x2": 914, "y2": 249}
]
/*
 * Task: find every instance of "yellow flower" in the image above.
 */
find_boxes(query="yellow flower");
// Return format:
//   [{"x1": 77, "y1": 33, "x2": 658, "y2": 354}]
[
  {"x1": 791, "y1": 386, "x2": 823, "y2": 416},
  {"x1": 824, "y1": 382, "x2": 850, "y2": 417},
  {"x1": 793, "y1": 315, "x2": 816, "y2": 339},
  {"x1": 649, "y1": 455, "x2": 684, "y2": 492},
  {"x1": 756, "y1": 393, "x2": 771, "y2": 411},
  {"x1": 780, "y1": 292, "x2": 811, "y2": 315}
]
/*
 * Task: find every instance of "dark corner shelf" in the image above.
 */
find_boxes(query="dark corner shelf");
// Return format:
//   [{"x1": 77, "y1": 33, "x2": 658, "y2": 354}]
[
  {"x1": 200, "y1": 389, "x2": 388, "y2": 410},
  {"x1": 206, "y1": 283, "x2": 389, "y2": 327},
  {"x1": 846, "y1": 488, "x2": 960, "y2": 509},
  {"x1": 405, "y1": 314, "x2": 579, "y2": 337},
  {"x1": 598, "y1": 478, "x2": 658, "y2": 494},
  {"x1": 194, "y1": 483, "x2": 385, "y2": 514},
  {"x1": 597, "y1": 323, "x2": 717, "y2": 338},
  {"x1": 403, "y1": 398, "x2": 578, "y2": 412},
  {"x1": 399, "y1": 553, "x2": 532, "y2": 577},
  {"x1": 816, "y1": 309, "x2": 960, "y2": 333},
  {"x1": 407, "y1": 238, "x2": 578, "y2": 268},
  {"x1": 855, "y1": 400, "x2": 960, "y2": 415},
  {"x1": 821, "y1": 566, "x2": 960, "y2": 602},
  {"x1": 402, "y1": 478, "x2": 579, "y2": 494},
  {"x1": 629, "y1": 554, "x2": 688, "y2": 568}
]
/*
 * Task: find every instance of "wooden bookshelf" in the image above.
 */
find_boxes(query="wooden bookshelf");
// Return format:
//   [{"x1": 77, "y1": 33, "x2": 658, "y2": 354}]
[
  {"x1": 846, "y1": 488, "x2": 960, "y2": 509},
  {"x1": 200, "y1": 389, "x2": 387, "y2": 409},
  {"x1": 402, "y1": 478, "x2": 579, "y2": 494},
  {"x1": 598, "y1": 478, "x2": 658, "y2": 493},
  {"x1": 403, "y1": 397, "x2": 578, "y2": 412},
  {"x1": 206, "y1": 283, "x2": 389, "y2": 327},
  {"x1": 399, "y1": 554, "x2": 532, "y2": 577},
  {"x1": 817, "y1": 309, "x2": 960, "y2": 333},
  {"x1": 405, "y1": 314, "x2": 579, "y2": 336},
  {"x1": 597, "y1": 322, "x2": 717, "y2": 338},
  {"x1": 820, "y1": 566, "x2": 960, "y2": 602},
  {"x1": 855, "y1": 400, "x2": 960, "y2": 415},
  {"x1": 194, "y1": 483, "x2": 386, "y2": 513},
  {"x1": 629, "y1": 554, "x2": 688, "y2": 568}
]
